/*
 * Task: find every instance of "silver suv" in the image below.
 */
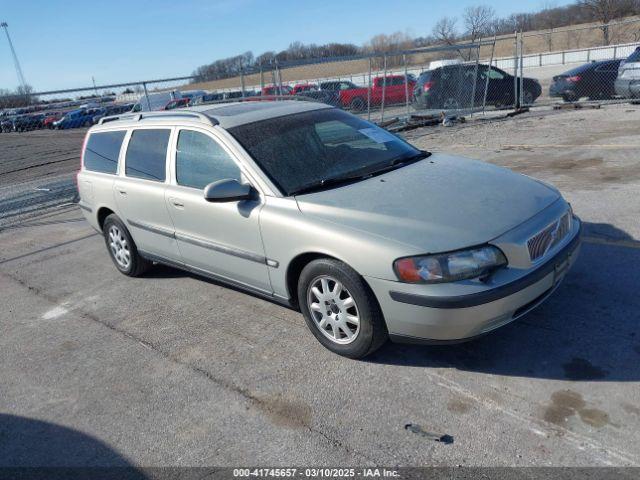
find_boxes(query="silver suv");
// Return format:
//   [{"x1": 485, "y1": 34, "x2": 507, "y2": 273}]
[{"x1": 77, "y1": 101, "x2": 581, "y2": 358}]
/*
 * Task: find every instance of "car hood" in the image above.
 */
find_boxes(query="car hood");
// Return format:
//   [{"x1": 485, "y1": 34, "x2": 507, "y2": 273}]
[{"x1": 295, "y1": 154, "x2": 560, "y2": 253}]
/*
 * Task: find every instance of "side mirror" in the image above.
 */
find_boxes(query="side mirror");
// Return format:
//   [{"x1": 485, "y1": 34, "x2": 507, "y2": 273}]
[{"x1": 204, "y1": 179, "x2": 253, "y2": 203}]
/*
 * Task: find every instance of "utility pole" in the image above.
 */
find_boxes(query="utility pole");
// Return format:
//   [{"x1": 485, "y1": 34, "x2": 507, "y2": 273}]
[
  {"x1": 1, "y1": 22, "x2": 28, "y2": 91},
  {"x1": 92, "y1": 76, "x2": 98, "y2": 96}
]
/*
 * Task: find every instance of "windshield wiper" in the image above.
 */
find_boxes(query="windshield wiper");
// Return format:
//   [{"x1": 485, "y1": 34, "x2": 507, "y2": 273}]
[
  {"x1": 291, "y1": 172, "x2": 373, "y2": 196},
  {"x1": 389, "y1": 150, "x2": 432, "y2": 167},
  {"x1": 291, "y1": 151, "x2": 431, "y2": 196}
]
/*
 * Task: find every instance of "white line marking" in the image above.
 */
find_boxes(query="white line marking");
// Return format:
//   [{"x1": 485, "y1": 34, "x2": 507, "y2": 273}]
[{"x1": 42, "y1": 305, "x2": 68, "y2": 320}]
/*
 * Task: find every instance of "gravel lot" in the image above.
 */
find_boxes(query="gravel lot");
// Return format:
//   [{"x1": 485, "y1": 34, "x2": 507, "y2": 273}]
[{"x1": 0, "y1": 103, "x2": 639, "y2": 467}]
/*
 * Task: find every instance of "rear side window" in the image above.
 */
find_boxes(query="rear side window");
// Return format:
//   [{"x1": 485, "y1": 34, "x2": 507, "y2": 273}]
[
  {"x1": 125, "y1": 129, "x2": 170, "y2": 182},
  {"x1": 84, "y1": 130, "x2": 126, "y2": 174},
  {"x1": 176, "y1": 130, "x2": 241, "y2": 189}
]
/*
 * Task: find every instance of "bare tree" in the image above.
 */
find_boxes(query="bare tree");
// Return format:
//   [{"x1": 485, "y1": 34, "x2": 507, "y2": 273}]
[
  {"x1": 462, "y1": 5, "x2": 496, "y2": 60},
  {"x1": 432, "y1": 16, "x2": 459, "y2": 46},
  {"x1": 580, "y1": 0, "x2": 637, "y2": 44},
  {"x1": 366, "y1": 32, "x2": 413, "y2": 67},
  {"x1": 463, "y1": 5, "x2": 496, "y2": 41}
]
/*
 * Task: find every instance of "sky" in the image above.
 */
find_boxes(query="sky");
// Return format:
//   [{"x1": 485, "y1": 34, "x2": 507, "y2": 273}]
[{"x1": 0, "y1": 0, "x2": 571, "y2": 92}]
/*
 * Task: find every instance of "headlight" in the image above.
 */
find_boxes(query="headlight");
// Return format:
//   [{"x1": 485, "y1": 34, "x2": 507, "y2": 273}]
[{"x1": 393, "y1": 245, "x2": 507, "y2": 284}]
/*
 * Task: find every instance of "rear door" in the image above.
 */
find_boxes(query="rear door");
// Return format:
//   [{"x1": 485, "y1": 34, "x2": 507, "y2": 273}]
[
  {"x1": 595, "y1": 61, "x2": 621, "y2": 97},
  {"x1": 164, "y1": 127, "x2": 272, "y2": 293},
  {"x1": 113, "y1": 127, "x2": 181, "y2": 262}
]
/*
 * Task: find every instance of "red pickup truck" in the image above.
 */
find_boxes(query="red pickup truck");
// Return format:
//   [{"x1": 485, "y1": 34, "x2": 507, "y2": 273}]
[
  {"x1": 261, "y1": 85, "x2": 293, "y2": 96},
  {"x1": 338, "y1": 75, "x2": 415, "y2": 111}
]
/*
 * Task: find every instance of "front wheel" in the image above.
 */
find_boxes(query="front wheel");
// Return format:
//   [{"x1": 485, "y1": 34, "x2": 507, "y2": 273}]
[
  {"x1": 103, "y1": 214, "x2": 150, "y2": 277},
  {"x1": 297, "y1": 258, "x2": 388, "y2": 359}
]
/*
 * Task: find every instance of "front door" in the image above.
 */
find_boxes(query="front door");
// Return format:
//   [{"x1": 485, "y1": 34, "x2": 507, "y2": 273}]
[{"x1": 164, "y1": 127, "x2": 272, "y2": 294}]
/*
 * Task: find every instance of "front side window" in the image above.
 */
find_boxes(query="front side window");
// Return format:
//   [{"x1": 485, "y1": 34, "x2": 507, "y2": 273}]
[
  {"x1": 84, "y1": 130, "x2": 126, "y2": 174},
  {"x1": 176, "y1": 130, "x2": 241, "y2": 189},
  {"x1": 482, "y1": 67, "x2": 505, "y2": 80},
  {"x1": 125, "y1": 129, "x2": 170, "y2": 182},
  {"x1": 228, "y1": 108, "x2": 421, "y2": 196}
]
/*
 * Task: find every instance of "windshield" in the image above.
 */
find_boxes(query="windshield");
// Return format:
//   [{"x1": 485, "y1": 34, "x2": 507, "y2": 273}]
[{"x1": 228, "y1": 108, "x2": 421, "y2": 196}]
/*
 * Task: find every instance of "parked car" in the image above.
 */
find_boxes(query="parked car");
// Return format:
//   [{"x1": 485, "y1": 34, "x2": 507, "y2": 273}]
[
  {"x1": 164, "y1": 98, "x2": 191, "y2": 110},
  {"x1": 131, "y1": 90, "x2": 183, "y2": 112},
  {"x1": 53, "y1": 108, "x2": 98, "y2": 129},
  {"x1": 191, "y1": 93, "x2": 224, "y2": 105},
  {"x1": 291, "y1": 84, "x2": 318, "y2": 95},
  {"x1": 262, "y1": 85, "x2": 293, "y2": 96},
  {"x1": 550, "y1": 59, "x2": 621, "y2": 101},
  {"x1": 180, "y1": 90, "x2": 207, "y2": 102},
  {"x1": 43, "y1": 111, "x2": 65, "y2": 129},
  {"x1": 0, "y1": 116, "x2": 16, "y2": 133},
  {"x1": 615, "y1": 47, "x2": 640, "y2": 99},
  {"x1": 338, "y1": 75, "x2": 415, "y2": 111},
  {"x1": 413, "y1": 64, "x2": 541, "y2": 110},
  {"x1": 92, "y1": 104, "x2": 133, "y2": 124},
  {"x1": 295, "y1": 81, "x2": 360, "y2": 107},
  {"x1": 13, "y1": 113, "x2": 46, "y2": 131},
  {"x1": 77, "y1": 101, "x2": 581, "y2": 358}
]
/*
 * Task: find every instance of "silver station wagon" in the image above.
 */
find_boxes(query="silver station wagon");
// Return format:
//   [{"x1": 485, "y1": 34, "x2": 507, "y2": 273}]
[{"x1": 77, "y1": 101, "x2": 581, "y2": 358}]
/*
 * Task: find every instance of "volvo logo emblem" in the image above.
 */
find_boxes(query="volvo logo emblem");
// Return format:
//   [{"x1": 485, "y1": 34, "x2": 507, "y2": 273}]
[{"x1": 544, "y1": 220, "x2": 561, "y2": 256}]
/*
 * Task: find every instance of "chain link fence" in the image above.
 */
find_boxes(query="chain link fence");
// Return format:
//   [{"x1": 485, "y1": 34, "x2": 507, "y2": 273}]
[{"x1": 2, "y1": 17, "x2": 640, "y2": 137}]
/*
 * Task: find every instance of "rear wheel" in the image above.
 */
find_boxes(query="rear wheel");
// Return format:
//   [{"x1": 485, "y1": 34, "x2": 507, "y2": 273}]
[
  {"x1": 103, "y1": 214, "x2": 150, "y2": 277},
  {"x1": 522, "y1": 90, "x2": 535, "y2": 105},
  {"x1": 297, "y1": 258, "x2": 387, "y2": 359},
  {"x1": 442, "y1": 97, "x2": 460, "y2": 110},
  {"x1": 349, "y1": 97, "x2": 366, "y2": 112}
]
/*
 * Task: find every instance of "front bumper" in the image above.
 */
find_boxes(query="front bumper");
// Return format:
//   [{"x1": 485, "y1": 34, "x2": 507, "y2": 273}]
[{"x1": 366, "y1": 217, "x2": 581, "y2": 343}]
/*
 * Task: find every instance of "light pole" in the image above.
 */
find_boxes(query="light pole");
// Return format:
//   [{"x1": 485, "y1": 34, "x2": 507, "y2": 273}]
[{"x1": 1, "y1": 22, "x2": 28, "y2": 92}]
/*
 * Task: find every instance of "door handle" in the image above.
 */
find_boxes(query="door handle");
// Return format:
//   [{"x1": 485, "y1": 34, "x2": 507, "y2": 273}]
[
  {"x1": 169, "y1": 197, "x2": 184, "y2": 208},
  {"x1": 117, "y1": 189, "x2": 127, "y2": 195}
]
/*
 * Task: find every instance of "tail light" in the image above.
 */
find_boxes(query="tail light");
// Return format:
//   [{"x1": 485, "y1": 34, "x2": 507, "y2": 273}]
[
  {"x1": 423, "y1": 81, "x2": 435, "y2": 92},
  {"x1": 77, "y1": 131, "x2": 90, "y2": 190},
  {"x1": 566, "y1": 75, "x2": 581, "y2": 83}
]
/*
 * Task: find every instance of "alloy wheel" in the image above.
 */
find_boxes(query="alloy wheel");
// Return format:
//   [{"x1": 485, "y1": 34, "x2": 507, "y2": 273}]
[
  {"x1": 307, "y1": 275, "x2": 360, "y2": 345},
  {"x1": 108, "y1": 225, "x2": 131, "y2": 270}
]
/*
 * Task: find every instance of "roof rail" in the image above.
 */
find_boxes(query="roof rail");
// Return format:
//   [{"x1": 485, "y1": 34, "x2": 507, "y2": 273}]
[{"x1": 98, "y1": 110, "x2": 218, "y2": 126}]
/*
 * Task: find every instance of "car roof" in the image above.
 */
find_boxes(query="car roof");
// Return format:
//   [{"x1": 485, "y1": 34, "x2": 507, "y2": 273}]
[
  {"x1": 563, "y1": 59, "x2": 620, "y2": 75},
  {"x1": 93, "y1": 100, "x2": 333, "y2": 130},
  {"x1": 189, "y1": 100, "x2": 332, "y2": 129}
]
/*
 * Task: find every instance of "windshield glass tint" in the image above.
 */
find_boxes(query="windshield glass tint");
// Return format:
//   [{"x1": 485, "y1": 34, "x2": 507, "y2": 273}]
[{"x1": 228, "y1": 109, "x2": 419, "y2": 195}]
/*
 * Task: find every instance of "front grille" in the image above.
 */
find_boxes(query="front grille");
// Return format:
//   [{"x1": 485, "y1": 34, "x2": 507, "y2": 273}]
[{"x1": 527, "y1": 212, "x2": 571, "y2": 261}]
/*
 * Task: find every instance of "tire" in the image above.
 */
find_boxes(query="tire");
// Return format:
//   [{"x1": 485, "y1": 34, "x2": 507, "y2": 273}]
[
  {"x1": 522, "y1": 90, "x2": 535, "y2": 105},
  {"x1": 442, "y1": 97, "x2": 460, "y2": 110},
  {"x1": 297, "y1": 258, "x2": 388, "y2": 359},
  {"x1": 103, "y1": 214, "x2": 150, "y2": 277},
  {"x1": 562, "y1": 93, "x2": 577, "y2": 103},
  {"x1": 349, "y1": 97, "x2": 366, "y2": 112}
]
